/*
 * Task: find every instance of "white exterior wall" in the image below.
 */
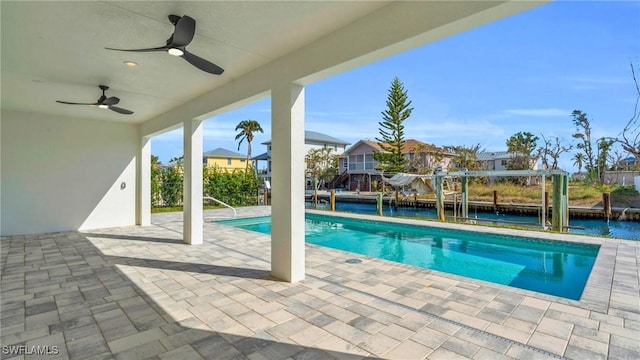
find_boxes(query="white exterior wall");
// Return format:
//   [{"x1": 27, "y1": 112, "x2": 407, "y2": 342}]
[{"x1": 1, "y1": 110, "x2": 138, "y2": 235}]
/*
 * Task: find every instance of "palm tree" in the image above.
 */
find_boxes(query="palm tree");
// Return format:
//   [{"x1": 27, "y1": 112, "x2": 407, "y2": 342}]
[
  {"x1": 572, "y1": 153, "x2": 584, "y2": 174},
  {"x1": 234, "y1": 119, "x2": 264, "y2": 172}
]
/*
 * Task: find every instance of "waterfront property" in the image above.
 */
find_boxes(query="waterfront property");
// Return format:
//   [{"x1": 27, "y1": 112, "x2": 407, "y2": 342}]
[
  {"x1": 253, "y1": 130, "x2": 351, "y2": 183},
  {"x1": 333, "y1": 140, "x2": 454, "y2": 191}
]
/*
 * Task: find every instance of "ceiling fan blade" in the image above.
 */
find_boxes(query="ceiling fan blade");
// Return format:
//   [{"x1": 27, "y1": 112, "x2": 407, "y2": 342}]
[
  {"x1": 170, "y1": 15, "x2": 196, "y2": 47},
  {"x1": 105, "y1": 46, "x2": 168, "y2": 52},
  {"x1": 56, "y1": 100, "x2": 98, "y2": 106},
  {"x1": 183, "y1": 49, "x2": 224, "y2": 75},
  {"x1": 102, "y1": 97, "x2": 120, "y2": 106},
  {"x1": 108, "y1": 106, "x2": 133, "y2": 115}
]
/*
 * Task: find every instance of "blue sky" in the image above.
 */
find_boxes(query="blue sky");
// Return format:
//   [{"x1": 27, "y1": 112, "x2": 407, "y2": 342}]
[{"x1": 152, "y1": 1, "x2": 640, "y2": 171}]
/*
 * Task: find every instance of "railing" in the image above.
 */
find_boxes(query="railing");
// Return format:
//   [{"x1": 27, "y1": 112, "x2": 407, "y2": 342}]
[
  {"x1": 329, "y1": 170, "x2": 349, "y2": 189},
  {"x1": 204, "y1": 196, "x2": 237, "y2": 218}
]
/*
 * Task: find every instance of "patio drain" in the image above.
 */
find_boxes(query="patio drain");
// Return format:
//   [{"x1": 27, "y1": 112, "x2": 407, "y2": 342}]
[{"x1": 345, "y1": 258, "x2": 362, "y2": 264}]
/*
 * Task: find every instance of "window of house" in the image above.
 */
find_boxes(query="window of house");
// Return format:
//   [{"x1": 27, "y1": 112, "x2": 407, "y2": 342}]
[
  {"x1": 203, "y1": 157, "x2": 207, "y2": 165},
  {"x1": 365, "y1": 154, "x2": 375, "y2": 169},
  {"x1": 349, "y1": 154, "x2": 365, "y2": 170},
  {"x1": 227, "y1": 158, "x2": 232, "y2": 165},
  {"x1": 501, "y1": 160, "x2": 507, "y2": 166}
]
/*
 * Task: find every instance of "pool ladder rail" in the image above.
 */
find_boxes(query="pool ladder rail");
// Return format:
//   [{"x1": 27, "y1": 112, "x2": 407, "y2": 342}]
[{"x1": 204, "y1": 196, "x2": 237, "y2": 218}]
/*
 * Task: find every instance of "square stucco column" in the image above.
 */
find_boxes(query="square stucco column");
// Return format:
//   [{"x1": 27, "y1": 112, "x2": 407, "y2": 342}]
[
  {"x1": 271, "y1": 83, "x2": 305, "y2": 282},
  {"x1": 136, "y1": 135, "x2": 151, "y2": 226},
  {"x1": 183, "y1": 119, "x2": 204, "y2": 245}
]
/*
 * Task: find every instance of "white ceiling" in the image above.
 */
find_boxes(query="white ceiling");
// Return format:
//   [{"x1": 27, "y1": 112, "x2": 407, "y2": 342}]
[
  {"x1": 1, "y1": 1, "x2": 390, "y2": 124},
  {"x1": 1, "y1": 1, "x2": 543, "y2": 127}
]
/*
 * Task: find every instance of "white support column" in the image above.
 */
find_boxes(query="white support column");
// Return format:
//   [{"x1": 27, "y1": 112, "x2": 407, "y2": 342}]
[
  {"x1": 136, "y1": 135, "x2": 151, "y2": 226},
  {"x1": 183, "y1": 119, "x2": 204, "y2": 245},
  {"x1": 271, "y1": 83, "x2": 305, "y2": 282}
]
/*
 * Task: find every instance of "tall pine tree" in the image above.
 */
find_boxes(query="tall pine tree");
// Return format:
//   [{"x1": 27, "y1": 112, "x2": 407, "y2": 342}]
[{"x1": 374, "y1": 77, "x2": 413, "y2": 173}]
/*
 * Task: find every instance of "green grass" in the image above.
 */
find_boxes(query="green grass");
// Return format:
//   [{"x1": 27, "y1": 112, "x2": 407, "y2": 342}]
[{"x1": 467, "y1": 182, "x2": 639, "y2": 207}]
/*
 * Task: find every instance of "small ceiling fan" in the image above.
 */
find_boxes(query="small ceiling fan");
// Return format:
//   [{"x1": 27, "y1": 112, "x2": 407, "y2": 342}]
[
  {"x1": 56, "y1": 85, "x2": 134, "y2": 115},
  {"x1": 105, "y1": 15, "x2": 224, "y2": 75}
]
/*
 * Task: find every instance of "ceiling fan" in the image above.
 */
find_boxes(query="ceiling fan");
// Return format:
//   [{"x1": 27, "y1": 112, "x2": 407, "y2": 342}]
[
  {"x1": 56, "y1": 85, "x2": 134, "y2": 115},
  {"x1": 105, "y1": 15, "x2": 224, "y2": 75}
]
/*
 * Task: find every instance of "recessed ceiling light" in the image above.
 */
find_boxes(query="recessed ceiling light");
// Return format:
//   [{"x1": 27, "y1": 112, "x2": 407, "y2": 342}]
[
  {"x1": 123, "y1": 61, "x2": 138, "y2": 68},
  {"x1": 167, "y1": 48, "x2": 184, "y2": 57}
]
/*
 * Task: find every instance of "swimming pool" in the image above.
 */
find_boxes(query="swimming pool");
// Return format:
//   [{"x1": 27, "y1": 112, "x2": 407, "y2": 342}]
[{"x1": 217, "y1": 213, "x2": 599, "y2": 300}]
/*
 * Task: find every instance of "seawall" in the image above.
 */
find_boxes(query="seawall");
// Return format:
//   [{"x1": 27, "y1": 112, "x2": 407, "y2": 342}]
[{"x1": 306, "y1": 193, "x2": 640, "y2": 221}]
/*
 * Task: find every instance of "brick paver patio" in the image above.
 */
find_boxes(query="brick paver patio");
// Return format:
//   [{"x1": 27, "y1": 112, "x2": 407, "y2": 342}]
[{"x1": 1, "y1": 206, "x2": 638, "y2": 359}]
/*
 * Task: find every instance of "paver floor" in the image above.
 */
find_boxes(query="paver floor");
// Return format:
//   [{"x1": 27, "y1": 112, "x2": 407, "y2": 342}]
[{"x1": 1, "y1": 206, "x2": 638, "y2": 359}]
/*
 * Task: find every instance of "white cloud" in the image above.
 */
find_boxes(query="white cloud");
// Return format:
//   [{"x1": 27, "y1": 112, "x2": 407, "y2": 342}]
[
  {"x1": 566, "y1": 76, "x2": 630, "y2": 85},
  {"x1": 502, "y1": 108, "x2": 568, "y2": 117}
]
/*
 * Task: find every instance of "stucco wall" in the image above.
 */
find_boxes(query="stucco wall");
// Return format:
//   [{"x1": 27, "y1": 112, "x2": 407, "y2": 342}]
[
  {"x1": 1, "y1": 110, "x2": 138, "y2": 235},
  {"x1": 206, "y1": 157, "x2": 246, "y2": 170}
]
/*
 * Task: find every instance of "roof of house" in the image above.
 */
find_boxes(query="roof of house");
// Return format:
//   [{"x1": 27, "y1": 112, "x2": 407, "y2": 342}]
[
  {"x1": 476, "y1": 151, "x2": 513, "y2": 161},
  {"x1": 344, "y1": 139, "x2": 452, "y2": 155},
  {"x1": 251, "y1": 152, "x2": 270, "y2": 161},
  {"x1": 203, "y1": 148, "x2": 245, "y2": 158},
  {"x1": 261, "y1": 131, "x2": 350, "y2": 145}
]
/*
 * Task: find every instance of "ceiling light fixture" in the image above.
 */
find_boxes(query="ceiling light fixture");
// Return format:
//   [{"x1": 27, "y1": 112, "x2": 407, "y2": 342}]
[
  {"x1": 123, "y1": 61, "x2": 138, "y2": 68},
  {"x1": 98, "y1": 104, "x2": 109, "y2": 109},
  {"x1": 167, "y1": 48, "x2": 184, "y2": 56}
]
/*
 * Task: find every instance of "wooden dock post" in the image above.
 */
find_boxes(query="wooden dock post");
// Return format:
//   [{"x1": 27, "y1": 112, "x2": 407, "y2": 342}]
[
  {"x1": 376, "y1": 192, "x2": 383, "y2": 216},
  {"x1": 461, "y1": 176, "x2": 469, "y2": 220},
  {"x1": 493, "y1": 190, "x2": 498, "y2": 211},
  {"x1": 394, "y1": 190, "x2": 399, "y2": 211},
  {"x1": 436, "y1": 176, "x2": 445, "y2": 221},
  {"x1": 603, "y1": 193, "x2": 612, "y2": 220},
  {"x1": 540, "y1": 175, "x2": 546, "y2": 230},
  {"x1": 330, "y1": 189, "x2": 336, "y2": 212},
  {"x1": 544, "y1": 191, "x2": 549, "y2": 213},
  {"x1": 563, "y1": 174, "x2": 569, "y2": 229},
  {"x1": 551, "y1": 174, "x2": 564, "y2": 231}
]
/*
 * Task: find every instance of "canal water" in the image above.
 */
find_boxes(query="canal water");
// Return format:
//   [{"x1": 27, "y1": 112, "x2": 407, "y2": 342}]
[{"x1": 305, "y1": 201, "x2": 640, "y2": 240}]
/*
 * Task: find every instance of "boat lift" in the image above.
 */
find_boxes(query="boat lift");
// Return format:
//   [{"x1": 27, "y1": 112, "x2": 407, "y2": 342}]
[{"x1": 381, "y1": 169, "x2": 570, "y2": 232}]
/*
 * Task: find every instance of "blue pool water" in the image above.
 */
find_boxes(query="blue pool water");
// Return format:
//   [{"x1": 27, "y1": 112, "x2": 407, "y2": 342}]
[
  {"x1": 217, "y1": 214, "x2": 599, "y2": 300},
  {"x1": 306, "y1": 202, "x2": 640, "y2": 240}
]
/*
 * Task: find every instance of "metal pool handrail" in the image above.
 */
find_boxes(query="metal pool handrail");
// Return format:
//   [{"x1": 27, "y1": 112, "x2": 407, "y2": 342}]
[{"x1": 204, "y1": 196, "x2": 237, "y2": 218}]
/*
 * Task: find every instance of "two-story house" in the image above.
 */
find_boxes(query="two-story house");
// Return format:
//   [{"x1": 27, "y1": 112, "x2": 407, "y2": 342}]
[
  {"x1": 253, "y1": 130, "x2": 350, "y2": 183},
  {"x1": 334, "y1": 139, "x2": 453, "y2": 191},
  {"x1": 203, "y1": 148, "x2": 248, "y2": 171},
  {"x1": 165, "y1": 147, "x2": 248, "y2": 173}
]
